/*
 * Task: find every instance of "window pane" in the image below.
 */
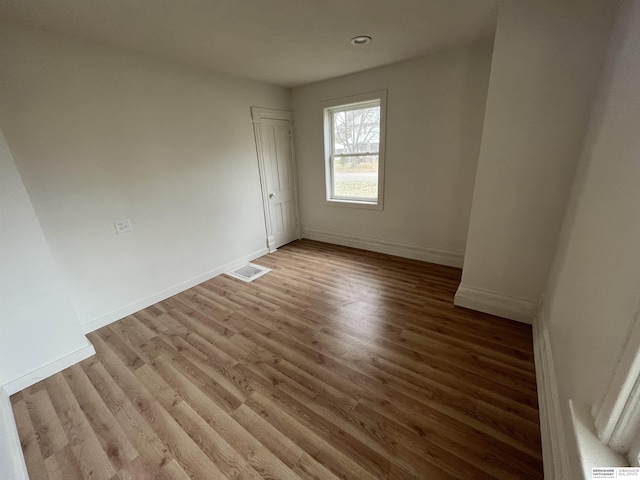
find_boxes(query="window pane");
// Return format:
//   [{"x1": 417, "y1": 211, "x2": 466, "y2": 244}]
[
  {"x1": 332, "y1": 106, "x2": 380, "y2": 154},
  {"x1": 333, "y1": 155, "x2": 378, "y2": 199}
]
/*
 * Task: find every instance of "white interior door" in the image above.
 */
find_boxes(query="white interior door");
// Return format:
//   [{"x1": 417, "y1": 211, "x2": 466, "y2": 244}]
[{"x1": 251, "y1": 108, "x2": 300, "y2": 251}]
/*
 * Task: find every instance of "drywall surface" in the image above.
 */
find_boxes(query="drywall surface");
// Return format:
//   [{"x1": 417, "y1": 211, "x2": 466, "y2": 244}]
[
  {"x1": 0, "y1": 387, "x2": 27, "y2": 480},
  {"x1": 458, "y1": 0, "x2": 617, "y2": 308},
  {"x1": 0, "y1": 127, "x2": 90, "y2": 386},
  {"x1": 542, "y1": 0, "x2": 640, "y2": 473},
  {"x1": 0, "y1": 26, "x2": 290, "y2": 327},
  {"x1": 292, "y1": 41, "x2": 493, "y2": 263}
]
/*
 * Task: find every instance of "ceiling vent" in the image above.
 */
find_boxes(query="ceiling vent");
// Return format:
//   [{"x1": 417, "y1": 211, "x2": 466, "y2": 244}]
[{"x1": 226, "y1": 263, "x2": 271, "y2": 282}]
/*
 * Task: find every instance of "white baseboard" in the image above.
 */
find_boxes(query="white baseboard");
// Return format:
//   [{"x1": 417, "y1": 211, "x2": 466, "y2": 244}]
[
  {"x1": 302, "y1": 228, "x2": 464, "y2": 268},
  {"x1": 454, "y1": 284, "x2": 537, "y2": 324},
  {"x1": 0, "y1": 386, "x2": 28, "y2": 480},
  {"x1": 2, "y1": 343, "x2": 96, "y2": 396},
  {"x1": 81, "y1": 247, "x2": 270, "y2": 333},
  {"x1": 533, "y1": 314, "x2": 571, "y2": 480}
]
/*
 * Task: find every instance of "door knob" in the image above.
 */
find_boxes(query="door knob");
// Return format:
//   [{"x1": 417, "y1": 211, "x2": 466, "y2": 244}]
[{"x1": 269, "y1": 193, "x2": 275, "y2": 198}]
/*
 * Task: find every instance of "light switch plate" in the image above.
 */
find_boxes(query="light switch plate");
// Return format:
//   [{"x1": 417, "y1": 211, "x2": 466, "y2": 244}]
[{"x1": 114, "y1": 218, "x2": 133, "y2": 234}]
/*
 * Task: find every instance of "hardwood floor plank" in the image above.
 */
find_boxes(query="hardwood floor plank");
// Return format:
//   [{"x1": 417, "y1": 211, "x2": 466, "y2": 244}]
[
  {"x1": 158, "y1": 302, "x2": 247, "y2": 358},
  {"x1": 44, "y1": 454, "x2": 64, "y2": 480},
  {"x1": 353, "y1": 400, "x2": 536, "y2": 479},
  {"x1": 242, "y1": 391, "x2": 325, "y2": 461},
  {"x1": 245, "y1": 391, "x2": 380, "y2": 480},
  {"x1": 23, "y1": 387, "x2": 68, "y2": 459},
  {"x1": 156, "y1": 334, "x2": 246, "y2": 408},
  {"x1": 109, "y1": 455, "x2": 169, "y2": 480},
  {"x1": 43, "y1": 374, "x2": 117, "y2": 480},
  {"x1": 343, "y1": 345, "x2": 539, "y2": 424},
  {"x1": 225, "y1": 313, "x2": 371, "y2": 401},
  {"x1": 13, "y1": 398, "x2": 50, "y2": 480},
  {"x1": 231, "y1": 403, "x2": 305, "y2": 468},
  {"x1": 61, "y1": 365, "x2": 138, "y2": 472},
  {"x1": 81, "y1": 340, "x2": 174, "y2": 470},
  {"x1": 52, "y1": 445, "x2": 85, "y2": 480},
  {"x1": 11, "y1": 239, "x2": 543, "y2": 479},
  {"x1": 292, "y1": 453, "x2": 344, "y2": 480},
  {"x1": 95, "y1": 334, "x2": 226, "y2": 479},
  {"x1": 349, "y1": 338, "x2": 538, "y2": 409},
  {"x1": 169, "y1": 401, "x2": 264, "y2": 480},
  {"x1": 160, "y1": 458, "x2": 192, "y2": 480}
]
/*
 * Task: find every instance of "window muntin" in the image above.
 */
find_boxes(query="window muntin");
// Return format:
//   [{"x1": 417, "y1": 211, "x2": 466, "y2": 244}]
[{"x1": 323, "y1": 92, "x2": 386, "y2": 208}]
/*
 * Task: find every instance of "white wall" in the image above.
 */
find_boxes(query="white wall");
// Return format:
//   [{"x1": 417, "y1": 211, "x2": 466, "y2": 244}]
[
  {"x1": 1, "y1": 126, "x2": 89, "y2": 478},
  {"x1": 456, "y1": 0, "x2": 618, "y2": 321},
  {"x1": 0, "y1": 26, "x2": 290, "y2": 330},
  {"x1": 0, "y1": 388, "x2": 27, "y2": 480},
  {"x1": 292, "y1": 41, "x2": 493, "y2": 266},
  {"x1": 0, "y1": 128, "x2": 91, "y2": 387},
  {"x1": 541, "y1": 0, "x2": 640, "y2": 474}
]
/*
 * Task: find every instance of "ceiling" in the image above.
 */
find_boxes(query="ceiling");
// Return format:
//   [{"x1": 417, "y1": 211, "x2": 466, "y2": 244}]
[{"x1": 0, "y1": 0, "x2": 498, "y2": 88}]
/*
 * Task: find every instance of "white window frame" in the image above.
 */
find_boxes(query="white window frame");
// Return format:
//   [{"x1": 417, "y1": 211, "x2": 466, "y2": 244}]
[
  {"x1": 322, "y1": 90, "x2": 387, "y2": 210},
  {"x1": 593, "y1": 302, "x2": 640, "y2": 466}
]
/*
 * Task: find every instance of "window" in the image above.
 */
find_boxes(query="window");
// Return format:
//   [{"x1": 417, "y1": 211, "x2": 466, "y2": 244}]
[
  {"x1": 594, "y1": 303, "x2": 640, "y2": 466},
  {"x1": 323, "y1": 91, "x2": 386, "y2": 209}
]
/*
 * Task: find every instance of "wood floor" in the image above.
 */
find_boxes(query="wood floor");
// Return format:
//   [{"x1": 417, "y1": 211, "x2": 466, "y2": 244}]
[{"x1": 11, "y1": 240, "x2": 543, "y2": 479}]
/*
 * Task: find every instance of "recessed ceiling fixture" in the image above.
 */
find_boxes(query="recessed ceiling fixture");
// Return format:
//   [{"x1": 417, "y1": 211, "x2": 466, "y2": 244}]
[{"x1": 350, "y1": 35, "x2": 372, "y2": 46}]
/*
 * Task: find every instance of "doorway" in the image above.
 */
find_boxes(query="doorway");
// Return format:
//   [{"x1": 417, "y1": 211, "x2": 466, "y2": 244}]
[{"x1": 251, "y1": 107, "x2": 301, "y2": 252}]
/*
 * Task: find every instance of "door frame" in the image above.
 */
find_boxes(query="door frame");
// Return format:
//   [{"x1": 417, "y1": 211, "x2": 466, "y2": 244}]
[{"x1": 251, "y1": 107, "x2": 301, "y2": 253}]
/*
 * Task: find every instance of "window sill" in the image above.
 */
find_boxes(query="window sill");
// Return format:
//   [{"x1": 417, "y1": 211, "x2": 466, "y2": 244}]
[
  {"x1": 323, "y1": 199, "x2": 384, "y2": 211},
  {"x1": 571, "y1": 400, "x2": 629, "y2": 479}
]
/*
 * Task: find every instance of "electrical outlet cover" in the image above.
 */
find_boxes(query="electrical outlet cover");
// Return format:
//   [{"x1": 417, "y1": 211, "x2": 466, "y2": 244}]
[{"x1": 114, "y1": 218, "x2": 133, "y2": 234}]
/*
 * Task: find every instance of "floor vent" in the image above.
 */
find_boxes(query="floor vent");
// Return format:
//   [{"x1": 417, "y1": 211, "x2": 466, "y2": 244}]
[{"x1": 226, "y1": 263, "x2": 271, "y2": 282}]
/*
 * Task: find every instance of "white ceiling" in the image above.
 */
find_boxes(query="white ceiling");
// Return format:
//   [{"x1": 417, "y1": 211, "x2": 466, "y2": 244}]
[{"x1": 0, "y1": 0, "x2": 498, "y2": 87}]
